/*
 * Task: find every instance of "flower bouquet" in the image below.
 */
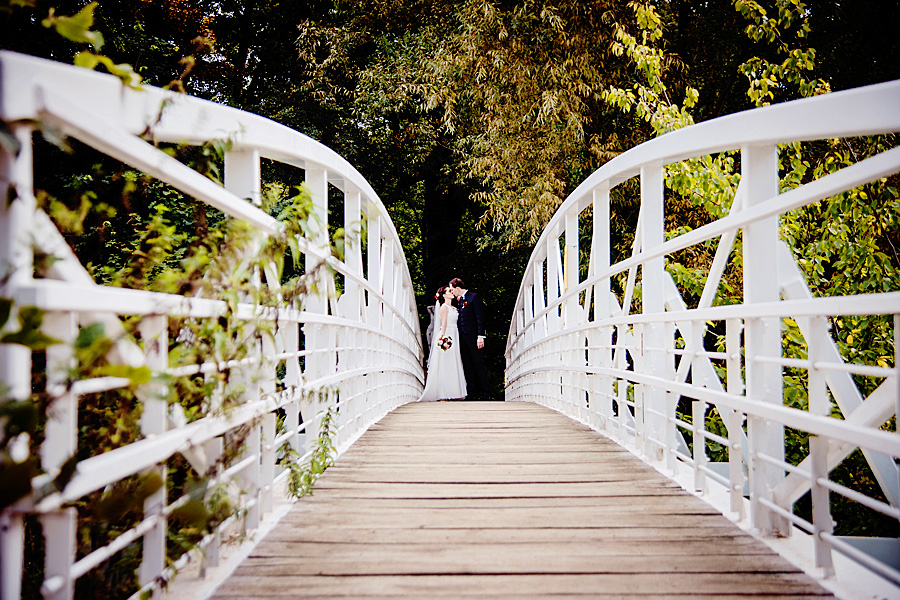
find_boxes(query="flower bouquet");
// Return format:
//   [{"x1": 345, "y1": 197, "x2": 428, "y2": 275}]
[{"x1": 438, "y1": 335, "x2": 452, "y2": 351}]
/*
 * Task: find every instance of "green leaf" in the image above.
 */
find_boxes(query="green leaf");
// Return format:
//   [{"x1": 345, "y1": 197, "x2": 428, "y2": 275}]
[
  {"x1": 74, "y1": 322, "x2": 106, "y2": 351},
  {"x1": 171, "y1": 498, "x2": 211, "y2": 528},
  {"x1": 0, "y1": 306, "x2": 60, "y2": 350},
  {"x1": 52, "y1": 454, "x2": 79, "y2": 492},
  {"x1": 73, "y1": 51, "x2": 142, "y2": 87},
  {"x1": 0, "y1": 459, "x2": 36, "y2": 511},
  {"x1": 42, "y1": 2, "x2": 104, "y2": 51},
  {"x1": 93, "y1": 364, "x2": 153, "y2": 386},
  {"x1": 0, "y1": 297, "x2": 12, "y2": 331},
  {"x1": 0, "y1": 399, "x2": 38, "y2": 438},
  {"x1": 0, "y1": 122, "x2": 21, "y2": 159},
  {"x1": 92, "y1": 471, "x2": 162, "y2": 521},
  {"x1": 135, "y1": 471, "x2": 164, "y2": 500}
]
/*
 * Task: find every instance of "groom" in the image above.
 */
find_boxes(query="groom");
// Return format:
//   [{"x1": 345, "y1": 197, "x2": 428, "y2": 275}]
[{"x1": 449, "y1": 277, "x2": 491, "y2": 401}]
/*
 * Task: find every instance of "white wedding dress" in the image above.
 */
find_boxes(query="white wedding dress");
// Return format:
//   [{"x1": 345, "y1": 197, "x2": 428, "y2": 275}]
[{"x1": 419, "y1": 304, "x2": 467, "y2": 401}]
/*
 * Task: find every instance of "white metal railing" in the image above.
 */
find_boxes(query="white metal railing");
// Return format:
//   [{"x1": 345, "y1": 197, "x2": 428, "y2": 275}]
[
  {"x1": 505, "y1": 79, "x2": 900, "y2": 594},
  {"x1": 0, "y1": 51, "x2": 423, "y2": 600}
]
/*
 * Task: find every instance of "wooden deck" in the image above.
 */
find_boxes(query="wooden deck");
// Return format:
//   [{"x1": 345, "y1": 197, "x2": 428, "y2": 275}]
[{"x1": 209, "y1": 401, "x2": 834, "y2": 599}]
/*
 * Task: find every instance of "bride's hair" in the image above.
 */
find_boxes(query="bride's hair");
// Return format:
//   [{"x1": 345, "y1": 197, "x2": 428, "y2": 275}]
[{"x1": 434, "y1": 285, "x2": 457, "y2": 307}]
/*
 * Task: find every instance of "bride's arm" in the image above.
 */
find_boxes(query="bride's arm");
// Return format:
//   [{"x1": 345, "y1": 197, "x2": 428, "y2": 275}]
[{"x1": 439, "y1": 304, "x2": 449, "y2": 338}]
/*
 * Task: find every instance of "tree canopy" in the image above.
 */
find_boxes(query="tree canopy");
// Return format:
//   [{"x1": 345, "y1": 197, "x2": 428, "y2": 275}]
[
  {"x1": 2, "y1": 0, "x2": 898, "y2": 394},
  {"x1": 1, "y1": 0, "x2": 897, "y2": 402},
  {"x1": 1, "y1": 3, "x2": 899, "y2": 593}
]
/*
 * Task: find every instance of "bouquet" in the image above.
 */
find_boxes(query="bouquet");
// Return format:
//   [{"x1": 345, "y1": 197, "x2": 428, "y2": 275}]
[{"x1": 438, "y1": 335, "x2": 452, "y2": 351}]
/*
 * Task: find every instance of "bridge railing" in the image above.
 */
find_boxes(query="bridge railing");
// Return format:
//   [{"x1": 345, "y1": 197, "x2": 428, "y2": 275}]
[
  {"x1": 505, "y1": 80, "x2": 900, "y2": 589},
  {"x1": 0, "y1": 51, "x2": 423, "y2": 600}
]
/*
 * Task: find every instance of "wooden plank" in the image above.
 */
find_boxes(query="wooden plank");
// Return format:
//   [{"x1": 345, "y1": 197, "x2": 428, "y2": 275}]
[
  {"x1": 211, "y1": 573, "x2": 831, "y2": 596},
  {"x1": 333, "y1": 453, "x2": 639, "y2": 465},
  {"x1": 249, "y1": 538, "x2": 778, "y2": 558},
  {"x1": 317, "y1": 472, "x2": 679, "y2": 484},
  {"x1": 260, "y1": 525, "x2": 752, "y2": 544},
  {"x1": 290, "y1": 495, "x2": 720, "y2": 511},
  {"x1": 234, "y1": 553, "x2": 804, "y2": 576},
  {"x1": 324, "y1": 463, "x2": 662, "y2": 476},
  {"x1": 208, "y1": 402, "x2": 834, "y2": 599},
  {"x1": 210, "y1": 595, "x2": 828, "y2": 600},
  {"x1": 307, "y1": 482, "x2": 684, "y2": 498},
  {"x1": 278, "y1": 512, "x2": 726, "y2": 530}
]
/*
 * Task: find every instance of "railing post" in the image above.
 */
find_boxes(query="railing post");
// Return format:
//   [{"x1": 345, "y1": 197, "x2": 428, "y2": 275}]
[
  {"x1": 281, "y1": 321, "x2": 302, "y2": 454},
  {"x1": 260, "y1": 412, "x2": 276, "y2": 516},
  {"x1": 200, "y1": 437, "x2": 223, "y2": 576},
  {"x1": 138, "y1": 315, "x2": 168, "y2": 589},
  {"x1": 591, "y1": 184, "x2": 613, "y2": 433},
  {"x1": 241, "y1": 421, "x2": 262, "y2": 531},
  {"x1": 335, "y1": 196, "x2": 360, "y2": 420},
  {"x1": 302, "y1": 166, "x2": 329, "y2": 444},
  {"x1": 728, "y1": 409, "x2": 746, "y2": 518},
  {"x1": 564, "y1": 211, "x2": 579, "y2": 328},
  {"x1": 592, "y1": 184, "x2": 611, "y2": 322},
  {"x1": 895, "y1": 314, "x2": 899, "y2": 438},
  {"x1": 640, "y1": 165, "x2": 667, "y2": 459},
  {"x1": 342, "y1": 187, "x2": 363, "y2": 321},
  {"x1": 615, "y1": 324, "x2": 629, "y2": 442},
  {"x1": 808, "y1": 316, "x2": 834, "y2": 575},
  {"x1": 382, "y1": 242, "x2": 396, "y2": 341},
  {"x1": 366, "y1": 204, "x2": 382, "y2": 329},
  {"x1": 40, "y1": 312, "x2": 78, "y2": 600},
  {"x1": 224, "y1": 148, "x2": 262, "y2": 206},
  {"x1": 894, "y1": 311, "x2": 900, "y2": 533},
  {"x1": 0, "y1": 126, "x2": 34, "y2": 600},
  {"x1": 692, "y1": 401, "x2": 708, "y2": 494},
  {"x1": 523, "y1": 282, "x2": 534, "y2": 347},
  {"x1": 691, "y1": 320, "x2": 708, "y2": 493},
  {"x1": 741, "y1": 143, "x2": 788, "y2": 537},
  {"x1": 0, "y1": 513, "x2": 24, "y2": 600},
  {"x1": 664, "y1": 320, "x2": 678, "y2": 473},
  {"x1": 547, "y1": 237, "x2": 561, "y2": 335},
  {"x1": 726, "y1": 319, "x2": 745, "y2": 518},
  {"x1": 633, "y1": 324, "x2": 646, "y2": 455},
  {"x1": 533, "y1": 261, "x2": 549, "y2": 342}
]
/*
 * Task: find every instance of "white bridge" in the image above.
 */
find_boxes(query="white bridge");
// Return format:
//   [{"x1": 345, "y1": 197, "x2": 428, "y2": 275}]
[{"x1": 1, "y1": 51, "x2": 899, "y2": 600}]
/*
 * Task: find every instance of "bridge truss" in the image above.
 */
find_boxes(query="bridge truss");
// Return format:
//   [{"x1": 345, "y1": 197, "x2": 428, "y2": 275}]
[
  {"x1": 0, "y1": 51, "x2": 423, "y2": 600},
  {"x1": 504, "y1": 79, "x2": 900, "y2": 595}
]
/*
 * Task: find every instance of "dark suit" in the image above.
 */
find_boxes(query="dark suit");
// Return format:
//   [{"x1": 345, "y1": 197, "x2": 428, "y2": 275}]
[{"x1": 457, "y1": 290, "x2": 490, "y2": 400}]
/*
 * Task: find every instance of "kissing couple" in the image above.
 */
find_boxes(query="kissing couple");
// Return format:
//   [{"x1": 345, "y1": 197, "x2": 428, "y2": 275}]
[{"x1": 418, "y1": 278, "x2": 491, "y2": 402}]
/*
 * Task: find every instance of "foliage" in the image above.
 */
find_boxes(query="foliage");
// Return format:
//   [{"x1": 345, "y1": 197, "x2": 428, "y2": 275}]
[
  {"x1": 1, "y1": 3, "x2": 898, "y2": 590},
  {"x1": 419, "y1": 0, "x2": 636, "y2": 247},
  {"x1": 734, "y1": 0, "x2": 827, "y2": 105},
  {"x1": 279, "y1": 404, "x2": 337, "y2": 498},
  {"x1": 0, "y1": 300, "x2": 58, "y2": 511},
  {"x1": 1, "y1": 8, "x2": 345, "y2": 595},
  {"x1": 41, "y1": 1, "x2": 141, "y2": 86},
  {"x1": 600, "y1": 0, "x2": 898, "y2": 539},
  {"x1": 2, "y1": 175, "x2": 337, "y2": 600}
]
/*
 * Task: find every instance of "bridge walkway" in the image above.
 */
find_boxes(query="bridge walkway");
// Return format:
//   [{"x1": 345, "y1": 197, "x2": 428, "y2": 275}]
[{"x1": 208, "y1": 402, "x2": 833, "y2": 599}]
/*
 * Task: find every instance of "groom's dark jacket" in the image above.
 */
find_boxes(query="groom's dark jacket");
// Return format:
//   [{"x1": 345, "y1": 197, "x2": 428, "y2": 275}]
[{"x1": 457, "y1": 290, "x2": 486, "y2": 341}]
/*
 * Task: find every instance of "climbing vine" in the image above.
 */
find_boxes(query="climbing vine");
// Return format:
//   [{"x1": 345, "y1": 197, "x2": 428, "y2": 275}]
[
  {"x1": 607, "y1": 0, "x2": 898, "y2": 537},
  {"x1": 278, "y1": 404, "x2": 338, "y2": 498},
  {"x1": 0, "y1": 6, "x2": 350, "y2": 598}
]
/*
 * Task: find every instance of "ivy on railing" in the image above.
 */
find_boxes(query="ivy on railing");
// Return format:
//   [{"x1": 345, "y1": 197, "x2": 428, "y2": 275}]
[
  {"x1": 1, "y1": 126, "x2": 347, "y2": 600},
  {"x1": 278, "y1": 404, "x2": 338, "y2": 498}
]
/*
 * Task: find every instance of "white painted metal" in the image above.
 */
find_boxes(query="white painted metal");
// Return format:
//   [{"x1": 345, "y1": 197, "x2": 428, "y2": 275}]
[
  {"x1": 506, "y1": 78, "x2": 900, "y2": 593},
  {"x1": 0, "y1": 51, "x2": 423, "y2": 600}
]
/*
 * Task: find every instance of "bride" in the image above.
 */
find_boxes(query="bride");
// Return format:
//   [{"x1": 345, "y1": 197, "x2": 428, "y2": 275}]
[{"x1": 419, "y1": 286, "x2": 467, "y2": 401}]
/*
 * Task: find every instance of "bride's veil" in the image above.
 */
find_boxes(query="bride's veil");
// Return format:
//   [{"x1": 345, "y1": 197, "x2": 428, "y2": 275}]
[{"x1": 427, "y1": 300, "x2": 442, "y2": 369}]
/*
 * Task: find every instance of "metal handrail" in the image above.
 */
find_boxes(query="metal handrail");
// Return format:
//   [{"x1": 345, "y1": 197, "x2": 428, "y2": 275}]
[
  {"x1": 505, "y1": 78, "x2": 900, "y2": 595},
  {"x1": 0, "y1": 50, "x2": 424, "y2": 600}
]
